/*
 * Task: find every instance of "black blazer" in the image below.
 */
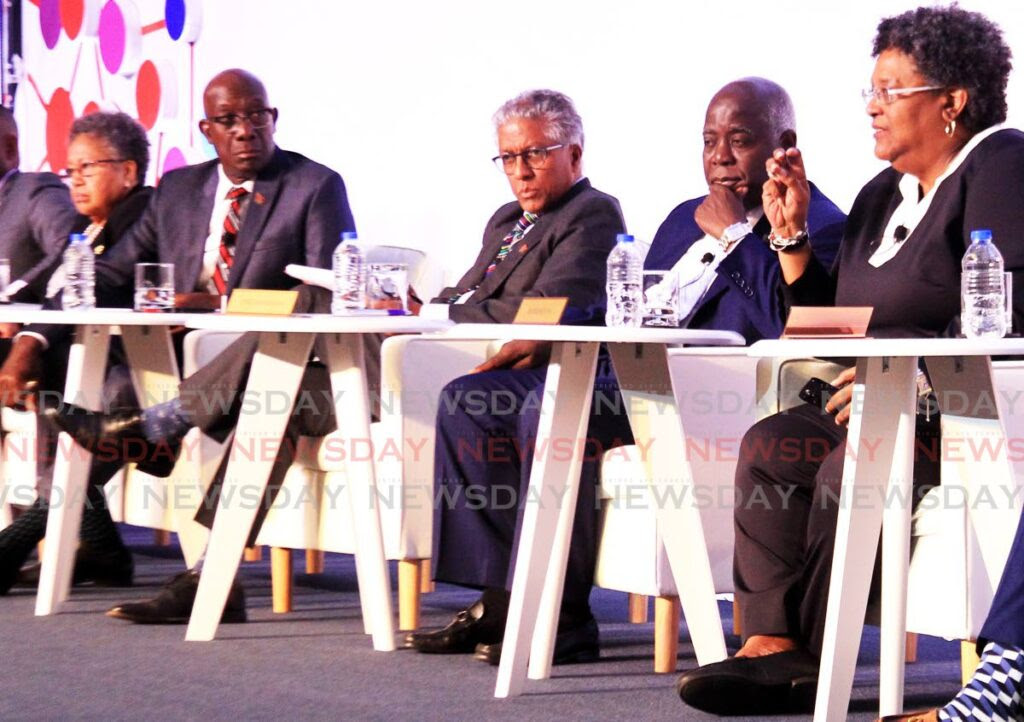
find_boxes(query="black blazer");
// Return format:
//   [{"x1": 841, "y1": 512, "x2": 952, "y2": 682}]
[{"x1": 787, "y1": 128, "x2": 1024, "y2": 337}]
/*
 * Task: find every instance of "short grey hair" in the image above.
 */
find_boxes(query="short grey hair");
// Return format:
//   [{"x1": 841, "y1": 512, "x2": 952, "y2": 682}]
[
  {"x1": 69, "y1": 111, "x2": 150, "y2": 184},
  {"x1": 733, "y1": 77, "x2": 796, "y2": 141},
  {"x1": 493, "y1": 89, "x2": 584, "y2": 147}
]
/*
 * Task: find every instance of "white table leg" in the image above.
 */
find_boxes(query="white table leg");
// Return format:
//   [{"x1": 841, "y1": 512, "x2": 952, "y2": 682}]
[
  {"x1": 120, "y1": 325, "x2": 181, "y2": 407},
  {"x1": 36, "y1": 324, "x2": 112, "y2": 616},
  {"x1": 319, "y1": 332, "x2": 396, "y2": 652},
  {"x1": 496, "y1": 341, "x2": 599, "y2": 698},
  {"x1": 121, "y1": 327, "x2": 210, "y2": 566},
  {"x1": 185, "y1": 331, "x2": 314, "y2": 641},
  {"x1": 814, "y1": 355, "x2": 918, "y2": 722},
  {"x1": 607, "y1": 343, "x2": 729, "y2": 667}
]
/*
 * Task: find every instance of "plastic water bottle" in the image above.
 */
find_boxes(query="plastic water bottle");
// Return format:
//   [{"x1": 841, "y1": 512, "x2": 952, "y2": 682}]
[
  {"x1": 61, "y1": 233, "x2": 95, "y2": 311},
  {"x1": 606, "y1": 233, "x2": 643, "y2": 327},
  {"x1": 961, "y1": 229, "x2": 1007, "y2": 338},
  {"x1": 332, "y1": 231, "x2": 365, "y2": 314}
]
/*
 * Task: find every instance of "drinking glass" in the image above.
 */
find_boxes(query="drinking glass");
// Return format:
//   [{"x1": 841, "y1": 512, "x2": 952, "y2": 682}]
[
  {"x1": 642, "y1": 270, "x2": 679, "y2": 327},
  {"x1": 134, "y1": 262, "x2": 175, "y2": 311},
  {"x1": 366, "y1": 262, "x2": 408, "y2": 312},
  {"x1": 0, "y1": 259, "x2": 10, "y2": 302}
]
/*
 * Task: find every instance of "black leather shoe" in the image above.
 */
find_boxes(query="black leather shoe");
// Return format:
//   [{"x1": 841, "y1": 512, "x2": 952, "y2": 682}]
[
  {"x1": 405, "y1": 599, "x2": 505, "y2": 654},
  {"x1": 106, "y1": 570, "x2": 246, "y2": 624},
  {"x1": 16, "y1": 542, "x2": 134, "y2": 588},
  {"x1": 675, "y1": 649, "x2": 820, "y2": 716},
  {"x1": 42, "y1": 402, "x2": 181, "y2": 477},
  {"x1": 473, "y1": 615, "x2": 600, "y2": 665}
]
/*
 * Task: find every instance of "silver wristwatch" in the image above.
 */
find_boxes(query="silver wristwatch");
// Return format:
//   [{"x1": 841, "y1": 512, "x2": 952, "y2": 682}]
[{"x1": 719, "y1": 221, "x2": 753, "y2": 250}]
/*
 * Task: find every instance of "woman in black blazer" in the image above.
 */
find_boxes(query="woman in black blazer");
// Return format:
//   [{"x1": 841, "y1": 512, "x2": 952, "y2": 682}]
[
  {"x1": 0, "y1": 111, "x2": 152, "y2": 593},
  {"x1": 677, "y1": 6, "x2": 1024, "y2": 718}
]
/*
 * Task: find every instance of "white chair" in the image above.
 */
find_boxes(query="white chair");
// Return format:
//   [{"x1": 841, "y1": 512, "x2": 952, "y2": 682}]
[
  {"x1": 256, "y1": 334, "x2": 501, "y2": 625},
  {"x1": 0, "y1": 407, "x2": 47, "y2": 529},
  {"x1": 904, "y1": 358, "x2": 1024, "y2": 681},
  {"x1": 593, "y1": 349, "x2": 771, "y2": 671}
]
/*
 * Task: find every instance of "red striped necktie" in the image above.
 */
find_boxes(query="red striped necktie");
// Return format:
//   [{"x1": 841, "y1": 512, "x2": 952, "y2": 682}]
[{"x1": 210, "y1": 186, "x2": 250, "y2": 295}]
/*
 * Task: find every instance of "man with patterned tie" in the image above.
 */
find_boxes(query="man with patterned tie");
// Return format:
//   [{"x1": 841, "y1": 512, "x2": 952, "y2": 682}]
[
  {"x1": 43, "y1": 89, "x2": 625, "y2": 623},
  {"x1": 407, "y1": 78, "x2": 847, "y2": 666},
  {"x1": 0, "y1": 68, "x2": 354, "y2": 596}
]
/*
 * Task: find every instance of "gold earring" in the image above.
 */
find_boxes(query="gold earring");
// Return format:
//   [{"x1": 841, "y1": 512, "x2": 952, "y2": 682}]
[{"x1": 944, "y1": 118, "x2": 956, "y2": 137}]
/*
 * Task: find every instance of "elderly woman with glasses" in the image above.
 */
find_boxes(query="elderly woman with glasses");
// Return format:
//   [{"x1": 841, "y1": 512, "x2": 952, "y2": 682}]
[
  {"x1": 0, "y1": 111, "x2": 151, "y2": 594},
  {"x1": 676, "y1": 6, "x2": 1024, "y2": 717},
  {"x1": 47, "y1": 111, "x2": 152, "y2": 294}
]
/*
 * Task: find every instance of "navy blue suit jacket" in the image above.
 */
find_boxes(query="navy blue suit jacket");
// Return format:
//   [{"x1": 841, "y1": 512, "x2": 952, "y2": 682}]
[{"x1": 644, "y1": 183, "x2": 845, "y2": 344}]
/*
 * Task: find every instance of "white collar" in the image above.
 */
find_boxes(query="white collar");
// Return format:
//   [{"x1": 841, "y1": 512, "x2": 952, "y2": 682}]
[
  {"x1": 215, "y1": 164, "x2": 256, "y2": 197},
  {"x1": 869, "y1": 125, "x2": 1003, "y2": 268}
]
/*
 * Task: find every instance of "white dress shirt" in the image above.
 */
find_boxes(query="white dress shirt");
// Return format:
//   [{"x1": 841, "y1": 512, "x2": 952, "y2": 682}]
[
  {"x1": 199, "y1": 166, "x2": 255, "y2": 290},
  {"x1": 658, "y1": 207, "x2": 765, "y2": 321}
]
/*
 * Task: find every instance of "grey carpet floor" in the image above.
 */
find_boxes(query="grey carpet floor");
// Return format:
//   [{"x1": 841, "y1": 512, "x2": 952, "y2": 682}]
[{"x1": 0, "y1": 526, "x2": 963, "y2": 721}]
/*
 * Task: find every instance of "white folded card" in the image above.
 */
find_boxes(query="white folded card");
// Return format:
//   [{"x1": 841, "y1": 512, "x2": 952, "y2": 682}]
[
  {"x1": 285, "y1": 263, "x2": 333, "y2": 290},
  {"x1": 782, "y1": 306, "x2": 873, "y2": 338}
]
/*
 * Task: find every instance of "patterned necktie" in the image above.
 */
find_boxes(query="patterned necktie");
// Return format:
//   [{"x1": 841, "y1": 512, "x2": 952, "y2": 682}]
[
  {"x1": 210, "y1": 186, "x2": 249, "y2": 295},
  {"x1": 486, "y1": 211, "x2": 538, "y2": 275}
]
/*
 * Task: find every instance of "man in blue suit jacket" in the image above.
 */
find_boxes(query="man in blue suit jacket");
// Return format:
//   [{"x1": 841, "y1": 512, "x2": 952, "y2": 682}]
[{"x1": 409, "y1": 78, "x2": 846, "y2": 664}]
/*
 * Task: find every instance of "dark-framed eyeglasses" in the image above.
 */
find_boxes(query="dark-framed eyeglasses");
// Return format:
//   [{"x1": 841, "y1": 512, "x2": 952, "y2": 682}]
[
  {"x1": 861, "y1": 86, "x2": 942, "y2": 105},
  {"x1": 492, "y1": 144, "x2": 564, "y2": 172},
  {"x1": 59, "y1": 159, "x2": 127, "y2": 180},
  {"x1": 206, "y1": 108, "x2": 276, "y2": 130}
]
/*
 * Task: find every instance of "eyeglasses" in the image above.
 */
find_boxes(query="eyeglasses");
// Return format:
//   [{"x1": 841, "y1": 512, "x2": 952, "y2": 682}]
[
  {"x1": 492, "y1": 144, "x2": 564, "y2": 172},
  {"x1": 59, "y1": 159, "x2": 126, "y2": 180},
  {"x1": 205, "y1": 108, "x2": 276, "y2": 130},
  {"x1": 861, "y1": 86, "x2": 943, "y2": 105}
]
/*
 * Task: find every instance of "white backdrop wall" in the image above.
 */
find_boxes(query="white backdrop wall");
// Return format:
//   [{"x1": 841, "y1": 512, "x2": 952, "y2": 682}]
[{"x1": 14, "y1": 0, "x2": 1024, "y2": 287}]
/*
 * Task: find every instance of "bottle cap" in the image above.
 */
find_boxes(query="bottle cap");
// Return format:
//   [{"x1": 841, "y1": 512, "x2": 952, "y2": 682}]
[
  {"x1": 69, "y1": 233, "x2": 88, "y2": 243},
  {"x1": 616, "y1": 233, "x2": 634, "y2": 243},
  {"x1": 341, "y1": 231, "x2": 358, "y2": 241},
  {"x1": 970, "y1": 229, "x2": 993, "y2": 243}
]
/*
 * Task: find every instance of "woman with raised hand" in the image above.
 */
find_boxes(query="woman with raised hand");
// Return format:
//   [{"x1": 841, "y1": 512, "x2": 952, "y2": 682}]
[{"x1": 677, "y1": 6, "x2": 1024, "y2": 716}]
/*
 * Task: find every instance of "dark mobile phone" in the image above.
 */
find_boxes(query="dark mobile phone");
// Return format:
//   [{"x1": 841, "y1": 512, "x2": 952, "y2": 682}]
[{"x1": 799, "y1": 376, "x2": 840, "y2": 411}]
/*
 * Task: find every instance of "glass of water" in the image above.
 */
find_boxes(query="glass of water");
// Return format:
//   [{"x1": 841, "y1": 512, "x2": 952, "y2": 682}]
[
  {"x1": 134, "y1": 263, "x2": 175, "y2": 311},
  {"x1": 0, "y1": 259, "x2": 10, "y2": 303},
  {"x1": 366, "y1": 262, "x2": 408, "y2": 312},
  {"x1": 642, "y1": 270, "x2": 679, "y2": 327}
]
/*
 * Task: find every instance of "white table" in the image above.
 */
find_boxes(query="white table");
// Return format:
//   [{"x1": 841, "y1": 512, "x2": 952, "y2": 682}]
[
  {"x1": 0, "y1": 308, "x2": 192, "y2": 616},
  {"x1": 179, "y1": 313, "x2": 452, "y2": 650},
  {"x1": 438, "y1": 324, "x2": 745, "y2": 698},
  {"x1": 747, "y1": 337, "x2": 1024, "y2": 720}
]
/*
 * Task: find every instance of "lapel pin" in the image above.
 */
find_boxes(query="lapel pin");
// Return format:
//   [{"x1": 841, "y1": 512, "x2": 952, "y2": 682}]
[
  {"x1": 254, "y1": 192, "x2": 266, "y2": 205},
  {"x1": 519, "y1": 243, "x2": 528, "y2": 253}
]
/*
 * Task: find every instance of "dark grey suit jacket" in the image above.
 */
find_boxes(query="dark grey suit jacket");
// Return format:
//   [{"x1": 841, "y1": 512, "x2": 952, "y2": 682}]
[
  {"x1": 436, "y1": 179, "x2": 625, "y2": 323},
  {"x1": 0, "y1": 171, "x2": 79, "y2": 302},
  {"x1": 33, "y1": 147, "x2": 355, "y2": 345}
]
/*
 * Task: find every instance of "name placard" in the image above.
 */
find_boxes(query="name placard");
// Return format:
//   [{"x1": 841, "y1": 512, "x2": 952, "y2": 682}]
[
  {"x1": 226, "y1": 289, "x2": 299, "y2": 316},
  {"x1": 513, "y1": 297, "x2": 568, "y2": 325},
  {"x1": 782, "y1": 306, "x2": 873, "y2": 338}
]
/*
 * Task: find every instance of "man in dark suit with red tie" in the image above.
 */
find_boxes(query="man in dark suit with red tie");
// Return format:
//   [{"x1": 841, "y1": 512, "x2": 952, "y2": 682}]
[{"x1": 0, "y1": 68, "x2": 354, "y2": 595}]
